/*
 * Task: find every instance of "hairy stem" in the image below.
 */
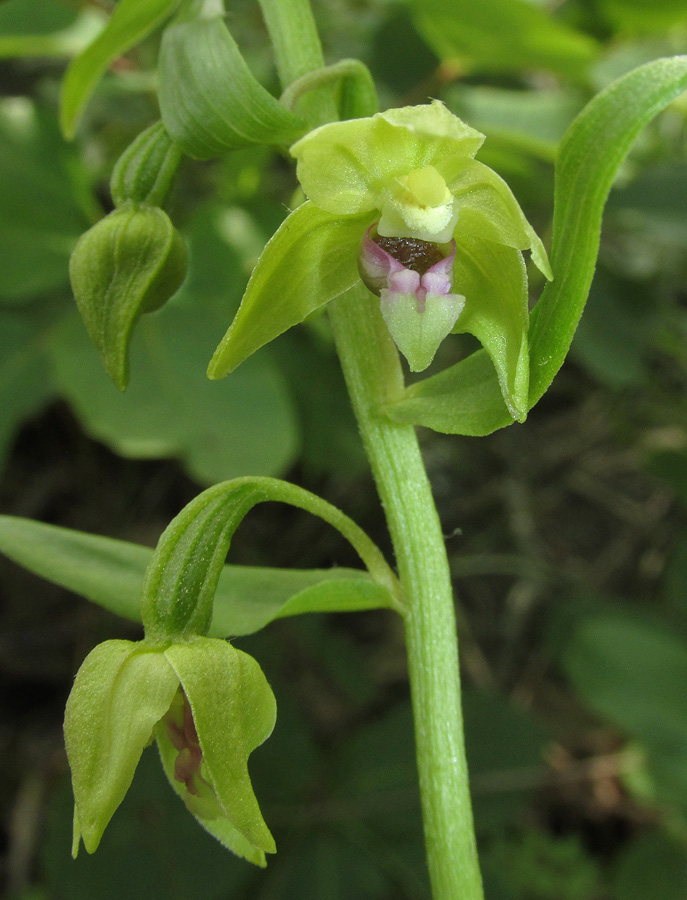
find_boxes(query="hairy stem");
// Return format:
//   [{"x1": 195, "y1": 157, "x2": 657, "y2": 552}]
[
  {"x1": 257, "y1": 0, "x2": 484, "y2": 895},
  {"x1": 329, "y1": 287, "x2": 483, "y2": 900}
]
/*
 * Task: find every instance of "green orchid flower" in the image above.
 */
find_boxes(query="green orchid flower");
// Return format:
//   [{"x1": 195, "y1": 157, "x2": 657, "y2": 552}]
[
  {"x1": 209, "y1": 100, "x2": 552, "y2": 421},
  {"x1": 64, "y1": 634, "x2": 276, "y2": 866}
]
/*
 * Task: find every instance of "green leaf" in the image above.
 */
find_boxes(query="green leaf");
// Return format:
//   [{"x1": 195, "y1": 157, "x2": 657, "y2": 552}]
[
  {"x1": 50, "y1": 302, "x2": 298, "y2": 486},
  {"x1": 0, "y1": 0, "x2": 105, "y2": 60},
  {"x1": 208, "y1": 203, "x2": 371, "y2": 378},
  {"x1": 528, "y1": 56, "x2": 687, "y2": 405},
  {"x1": 601, "y1": 0, "x2": 687, "y2": 34},
  {"x1": 0, "y1": 517, "x2": 395, "y2": 636},
  {"x1": 139, "y1": 476, "x2": 399, "y2": 638},
  {"x1": 158, "y1": 15, "x2": 304, "y2": 159},
  {"x1": 613, "y1": 833, "x2": 687, "y2": 900},
  {"x1": 405, "y1": 0, "x2": 598, "y2": 79},
  {"x1": 65, "y1": 641, "x2": 179, "y2": 854},
  {"x1": 0, "y1": 310, "x2": 54, "y2": 469},
  {"x1": 383, "y1": 55, "x2": 687, "y2": 436},
  {"x1": 561, "y1": 611, "x2": 687, "y2": 813},
  {"x1": 0, "y1": 99, "x2": 91, "y2": 303},
  {"x1": 446, "y1": 85, "x2": 585, "y2": 163},
  {"x1": 60, "y1": 0, "x2": 181, "y2": 138},
  {"x1": 69, "y1": 206, "x2": 188, "y2": 390}
]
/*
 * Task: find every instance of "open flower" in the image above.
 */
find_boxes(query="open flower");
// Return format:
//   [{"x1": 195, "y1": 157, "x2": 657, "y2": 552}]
[
  {"x1": 65, "y1": 635, "x2": 276, "y2": 866},
  {"x1": 209, "y1": 100, "x2": 552, "y2": 421}
]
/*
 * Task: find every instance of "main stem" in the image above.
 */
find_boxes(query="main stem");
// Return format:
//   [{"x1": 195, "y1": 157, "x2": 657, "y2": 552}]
[
  {"x1": 329, "y1": 288, "x2": 483, "y2": 900},
  {"x1": 257, "y1": 0, "x2": 483, "y2": 895}
]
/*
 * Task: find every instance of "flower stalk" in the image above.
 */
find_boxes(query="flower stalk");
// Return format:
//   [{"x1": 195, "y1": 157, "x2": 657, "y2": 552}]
[{"x1": 257, "y1": 2, "x2": 486, "y2": 895}]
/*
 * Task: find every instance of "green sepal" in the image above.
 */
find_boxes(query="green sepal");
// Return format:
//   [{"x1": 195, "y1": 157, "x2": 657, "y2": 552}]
[
  {"x1": 158, "y1": 638, "x2": 277, "y2": 864},
  {"x1": 65, "y1": 640, "x2": 179, "y2": 855},
  {"x1": 69, "y1": 205, "x2": 187, "y2": 390},
  {"x1": 208, "y1": 203, "x2": 372, "y2": 378},
  {"x1": 60, "y1": 0, "x2": 182, "y2": 138},
  {"x1": 139, "y1": 476, "x2": 399, "y2": 641},
  {"x1": 451, "y1": 160, "x2": 552, "y2": 280},
  {"x1": 452, "y1": 238, "x2": 530, "y2": 422},
  {"x1": 110, "y1": 121, "x2": 182, "y2": 208},
  {"x1": 158, "y1": 15, "x2": 305, "y2": 159},
  {"x1": 291, "y1": 100, "x2": 485, "y2": 217}
]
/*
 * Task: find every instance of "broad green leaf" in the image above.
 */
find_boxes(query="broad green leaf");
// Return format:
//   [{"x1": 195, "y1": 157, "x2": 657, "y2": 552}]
[
  {"x1": 60, "y1": 0, "x2": 181, "y2": 138},
  {"x1": 405, "y1": 0, "x2": 598, "y2": 80},
  {"x1": 569, "y1": 271, "x2": 650, "y2": 389},
  {"x1": 561, "y1": 612, "x2": 687, "y2": 812},
  {"x1": 601, "y1": 0, "x2": 687, "y2": 33},
  {"x1": 446, "y1": 86, "x2": 585, "y2": 163},
  {"x1": 0, "y1": 0, "x2": 105, "y2": 59},
  {"x1": 158, "y1": 15, "x2": 304, "y2": 159},
  {"x1": 0, "y1": 516, "x2": 395, "y2": 637},
  {"x1": 65, "y1": 641, "x2": 179, "y2": 854},
  {"x1": 383, "y1": 56, "x2": 687, "y2": 436},
  {"x1": 208, "y1": 203, "x2": 371, "y2": 378},
  {"x1": 0, "y1": 99, "x2": 91, "y2": 303},
  {"x1": 69, "y1": 206, "x2": 188, "y2": 390},
  {"x1": 0, "y1": 0, "x2": 77, "y2": 35},
  {"x1": 0, "y1": 310, "x2": 54, "y2": 468},
  {"x1": 613, "y1": 833, "x2": 687, "y2": 900},
  {"x1": 50, "y1": 303, "x2": 298, "y2": 486},
  {"x1": 139, "y1": 476, "x2": 399, "y2": 638}
]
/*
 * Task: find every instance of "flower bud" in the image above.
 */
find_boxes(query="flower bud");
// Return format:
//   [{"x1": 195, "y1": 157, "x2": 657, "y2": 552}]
[
  {"x1": 358, "y1": 228, "x2": 465, "y2": 371},
  {"x1": 69, "y1": 205, "x2": 187, "y2": 390},
  {"x1": 110, "y1": 121, "x2": 182, "y2": 208}
]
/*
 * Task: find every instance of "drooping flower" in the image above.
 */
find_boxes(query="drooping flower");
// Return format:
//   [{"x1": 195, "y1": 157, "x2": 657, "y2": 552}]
[
  {"x1": 209, "y1": 100, "x2": 552, "y2": 421},
  {"x1": 65, "y1": 635, "x2": 276, "y2": 866}
]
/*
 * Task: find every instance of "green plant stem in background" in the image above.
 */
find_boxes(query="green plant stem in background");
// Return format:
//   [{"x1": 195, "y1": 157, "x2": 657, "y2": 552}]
[
  {"x1": 259, "y1": 1, "x2": 484, "y2": 895},
  {"x1": 329, "y1": 288, "x2": 483, "y2": 900}
]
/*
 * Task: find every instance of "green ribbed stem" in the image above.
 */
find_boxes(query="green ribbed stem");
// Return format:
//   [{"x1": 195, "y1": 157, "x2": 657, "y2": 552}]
[
  {"x1": 257, "y1": 1, "x2": 484, "y2": 896},
  {"x1": 328, "y1": 288, "x2": 483, "y2": 900}
]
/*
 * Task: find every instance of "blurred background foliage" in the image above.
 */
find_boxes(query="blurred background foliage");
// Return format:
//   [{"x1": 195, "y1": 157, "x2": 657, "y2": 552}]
[{"x1": 1, "y1": 0, "x2": 687, "y2": 898}]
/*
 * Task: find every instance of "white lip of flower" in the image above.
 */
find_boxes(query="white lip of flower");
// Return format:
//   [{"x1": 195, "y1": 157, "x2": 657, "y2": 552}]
[{"x1": 377, "y1": 165, "x2": 459, "y2": 243}]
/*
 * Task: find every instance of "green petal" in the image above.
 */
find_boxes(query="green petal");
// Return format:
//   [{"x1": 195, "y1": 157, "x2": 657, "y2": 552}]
[
  {"x1": 64, "y1": 640, "x2": 179, "y2": 855},
  {"x1": 163, "y1": 638, "x2": 276, "y2": 858},
  {"x1": 451, "y1": 159, "x2": 552, "y2": 280},
  {"x1": 452, "y1": 237, "x2": 529, "y2": 421},
  {"x1": 380, "y1": 291, "x2": 465, "y2": 373},
  {"x1": 291, "y1": 100, "x2": 484, "y2": 216},
  {"x1": 208, "y1": 202, "x2": 370, "y2": 378}
]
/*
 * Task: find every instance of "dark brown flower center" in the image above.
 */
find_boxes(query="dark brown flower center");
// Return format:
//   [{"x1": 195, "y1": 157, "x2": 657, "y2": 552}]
[{"x1": 373, "y1": 235, "x2": 445, "y2": 275}]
